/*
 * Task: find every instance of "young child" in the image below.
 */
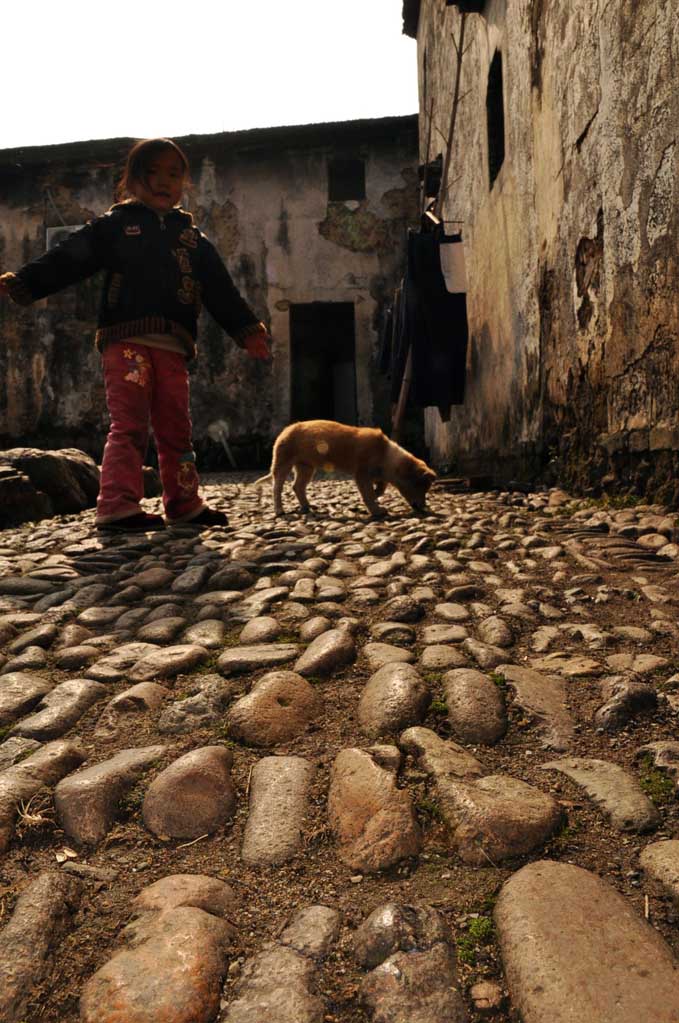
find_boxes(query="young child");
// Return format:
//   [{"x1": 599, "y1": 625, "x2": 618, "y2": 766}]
[{"x1": 0, "y1": 137, "x2": 271, "y2": 532}]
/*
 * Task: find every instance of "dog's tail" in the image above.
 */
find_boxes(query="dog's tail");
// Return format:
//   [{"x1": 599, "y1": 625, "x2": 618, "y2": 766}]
[{"x1": 253, "y1": 474, "x2": 272, "y2": 488}]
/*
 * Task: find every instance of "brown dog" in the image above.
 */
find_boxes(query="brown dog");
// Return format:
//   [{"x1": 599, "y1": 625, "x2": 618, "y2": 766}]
[{"x1": 255, "y1": 420, "x2": 436, "y2": 517}]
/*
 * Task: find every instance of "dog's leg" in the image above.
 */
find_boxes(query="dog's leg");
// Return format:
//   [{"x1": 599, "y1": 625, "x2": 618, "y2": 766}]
[
  {"x1": 272, "y1": 463, "x2": 291, "y2": 516},
  {"x1": 292, "y1": 463, "x2": 314, "y2": 513},
  {"x1": 355, "y1": 471, "x2": 387, "y2": 518}
]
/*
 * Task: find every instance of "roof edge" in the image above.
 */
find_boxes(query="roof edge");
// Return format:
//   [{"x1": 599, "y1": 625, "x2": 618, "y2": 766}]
[{"x1": 0, "y1": 114, "x2": 419, "y2": 166}]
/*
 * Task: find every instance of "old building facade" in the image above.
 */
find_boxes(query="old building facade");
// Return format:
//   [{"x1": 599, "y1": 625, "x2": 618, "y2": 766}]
[
  {"x1": 0, "y1": 116, "x2": 418, "y2": 465},
  {"x1": 404, "y1": 0, "x2": 679, "y2": 501}
]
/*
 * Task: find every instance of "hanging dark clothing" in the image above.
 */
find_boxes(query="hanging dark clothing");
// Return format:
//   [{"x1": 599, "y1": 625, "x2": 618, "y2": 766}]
[
  {"x1": 378, "y1": 303, "x2": 393, "y2": 376},
  {"x1": 405, "y1": 229, "x2": 468, "y2": 419},
  {"x1": 389, "y1": 281, "x2": 411, "y2": 404}
]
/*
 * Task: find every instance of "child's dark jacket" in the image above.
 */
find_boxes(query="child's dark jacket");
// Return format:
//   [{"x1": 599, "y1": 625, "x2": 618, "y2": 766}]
[{"x1": 7, "y1": 202, "x2": 261, "y2": 358}]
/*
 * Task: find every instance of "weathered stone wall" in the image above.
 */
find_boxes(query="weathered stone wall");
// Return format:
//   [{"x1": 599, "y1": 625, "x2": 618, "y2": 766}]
[
  {"x1": 411, "y1": 0, "x2": 679, "y2": 499},
  {"x1": 0, "y1": 118, "x2": 418, "y2": 466}
]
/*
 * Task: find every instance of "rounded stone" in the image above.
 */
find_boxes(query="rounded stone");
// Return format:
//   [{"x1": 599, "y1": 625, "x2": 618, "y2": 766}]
[
  {"x1": 299, "y1": 616, "x2": 332, "y2": 642},
  {"x1": 382, "y1": 596, "x2": 425, "y2": 623},
  {"x1": 358, "y1": 663, "x2": 431, "y2": 738},
  {"x1": 443, "y1": 668, "x2": 508, "y2": 745},
  {"x1": 227, "y1": 671, "x2": 323, "y2": 747},
  {"x1": 419, "y1": 645, "x2": 468, "y2": 670},
  {"x1": 362, "y1": 642, "x2": 416, "y2": 671},
  {"x1": 239, "y1": 617, "x2": 280, "y2": 644},
  {"x1": 295, "y1": 627, "x2": 356, "y2": 677},
  {"x1": 143, "y1": 746, "x2": 236, "y2": 840}
]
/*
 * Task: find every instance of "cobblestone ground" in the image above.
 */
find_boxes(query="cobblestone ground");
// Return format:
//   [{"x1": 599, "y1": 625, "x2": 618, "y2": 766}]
[{"x1": 2, "y1": 472, "x2": 679, "y2": 1022}]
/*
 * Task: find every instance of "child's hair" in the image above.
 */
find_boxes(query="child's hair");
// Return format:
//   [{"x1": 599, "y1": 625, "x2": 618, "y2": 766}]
[{"x1": 116, "y1": 138, "x2": 191, "y2": 202}]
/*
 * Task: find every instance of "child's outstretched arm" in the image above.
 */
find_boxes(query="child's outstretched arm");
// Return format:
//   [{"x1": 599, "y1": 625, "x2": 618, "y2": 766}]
[
  {"x1": 0, "y1": 218, "x2": 111, "y2": 306},
  {"x1": 198, "y1": 237, "x2": 271, "y2": 360}
]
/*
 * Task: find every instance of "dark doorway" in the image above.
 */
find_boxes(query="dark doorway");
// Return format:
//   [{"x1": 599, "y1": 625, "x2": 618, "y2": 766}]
[{"x1": 290, "y1": 302, "x2": 357, "y2": 423}]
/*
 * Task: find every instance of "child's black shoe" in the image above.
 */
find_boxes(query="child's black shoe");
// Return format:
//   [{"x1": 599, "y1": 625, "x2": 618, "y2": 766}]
[
  {"x1": 97, "y1": 512, "x2": 166, "y2": 533},
  {"x1": 184, "y1": 507, "x2": 229, "y2": 527}
]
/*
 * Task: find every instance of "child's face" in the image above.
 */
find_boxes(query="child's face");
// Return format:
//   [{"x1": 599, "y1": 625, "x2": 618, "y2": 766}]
[{"x1": 132, "y1": 149, "x2": 185, "y2": 213}]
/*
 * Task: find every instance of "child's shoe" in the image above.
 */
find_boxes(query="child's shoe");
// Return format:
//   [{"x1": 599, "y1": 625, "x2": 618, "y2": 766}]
[
  {"x1": 97, "y1": 512, "x2": 166, "y2": 533},
  {"x1": 185, "y1": 507, "x2": 229, "y2": 528}
]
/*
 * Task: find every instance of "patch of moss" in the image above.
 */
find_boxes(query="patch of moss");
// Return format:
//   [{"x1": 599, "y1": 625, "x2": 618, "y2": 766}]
[
  {"x1": 430, "y1": 698, "x2": 448, "y2": 717},
  {"x1": 456, "y1": 915, "x2": 494, "y2": 966},
  {"x1": 423, "y1": 672, "x2": 443, "y2": 686},
  {"x1": 416, "y1": 797, "x2": 445, "y2": 823},
  {"x1": 638, "y1": 754, "x2": 676, "y2": 806},
  {"x1": 468, "y1": 916, "x2": 494, "y2": 942},
  {"x1": 489, "y1": 671, "x2": 507, "y2": 689}
]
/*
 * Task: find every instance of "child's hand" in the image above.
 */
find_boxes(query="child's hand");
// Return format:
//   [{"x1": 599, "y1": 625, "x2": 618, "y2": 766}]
[
  {"x1": 245, "y1": 331, "x2": 272, "y2": 361},
  {"x1": 0, "y1": 272, "x2": 15, "y2": 297}
]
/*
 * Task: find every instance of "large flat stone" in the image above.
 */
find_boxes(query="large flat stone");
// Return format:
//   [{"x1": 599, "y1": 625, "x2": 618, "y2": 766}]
[
  {"x1": 81, "y1": 905, "x2": 235, "y2": 1023},
  {"x1": 0, "y1": 872, "x2": 82, "y2": 1023},
  {"x1": 399, "y1": 726, "x2": 485, "y2": 780},
  {"x1": 0, "y1": 740, "x2": 85, "y2": 851},
  {"x1": 328, "y1": 748, "x2": 421, "y2": 873},
  {"x1": 218, "y1": 643, "x2": 300, "y2": 676},
  {"x1": 542, "y1": 757, "x2": 659, "y2": 832},
  {"x1": 495, "y1": 860, "x2": 679, "y2": 1023},
  {"x1": 0, "y1": 672, "x2": 53, "y2": 726},
  {"x1": 437, "y1": 775, "x2": 562, "y2": 866},
  {"x1": 241, "y1": 756, "x2": 313, "y2": 866},
  {"x1": 128, "y1": 644, "x2": 209, "y2": 682},
  {"x1": 496, "y1": 663, "x2": 574, "y2": 751},
  {"x1": 223, "y1": 945, "x2": 324, "y2": 1023},
  {"x1": 362, "y1": 642, "x2": 415, "y2": 671},
  {"x1": 11, "y1": 678, "x2": 107, "y2": 741},
  {"x1": 54, "y1": 746, "x2": 166, "y2": 846},
  {"x1": 85, "y1": 642, "x2": 159, "y2": 683}
]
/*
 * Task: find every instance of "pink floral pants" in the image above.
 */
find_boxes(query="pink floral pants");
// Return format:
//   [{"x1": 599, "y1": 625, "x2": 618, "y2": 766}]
[{"x1": 96, "y1": 342, "x2": 204, "y2": 523}]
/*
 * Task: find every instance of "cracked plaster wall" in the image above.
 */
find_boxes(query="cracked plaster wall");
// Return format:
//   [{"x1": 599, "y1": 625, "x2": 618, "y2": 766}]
[
  {"x1": 416, "y1": 0, "x2": 679, "y2": 499},
  {"x1": 0, "y1": 120, "x2": 418, "y2": 464}
]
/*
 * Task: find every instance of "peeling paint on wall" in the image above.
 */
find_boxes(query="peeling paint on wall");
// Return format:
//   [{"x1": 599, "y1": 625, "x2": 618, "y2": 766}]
[{"x1": 318, "y1": 202, "x2": 391, "y2": 253}]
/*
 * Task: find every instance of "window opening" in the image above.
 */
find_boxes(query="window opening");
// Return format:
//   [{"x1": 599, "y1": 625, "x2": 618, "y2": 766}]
[
  {"x1": 486, "y1": 50, "x2": 505, "y2": 187},
  {"x1": 328, "y1": 158, "x2": 366, "y2": 201}
]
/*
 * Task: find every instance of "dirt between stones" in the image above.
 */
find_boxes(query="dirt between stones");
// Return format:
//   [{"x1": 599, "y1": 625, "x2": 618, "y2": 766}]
[{"x1": 0, "y1": 476, "x2": 679, "y2": 1022}]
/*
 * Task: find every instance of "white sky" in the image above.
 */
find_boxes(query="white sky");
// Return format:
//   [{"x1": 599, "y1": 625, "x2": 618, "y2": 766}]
[{"x1": 1, "y1": 1, "x2": 417, "y2": 151}]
